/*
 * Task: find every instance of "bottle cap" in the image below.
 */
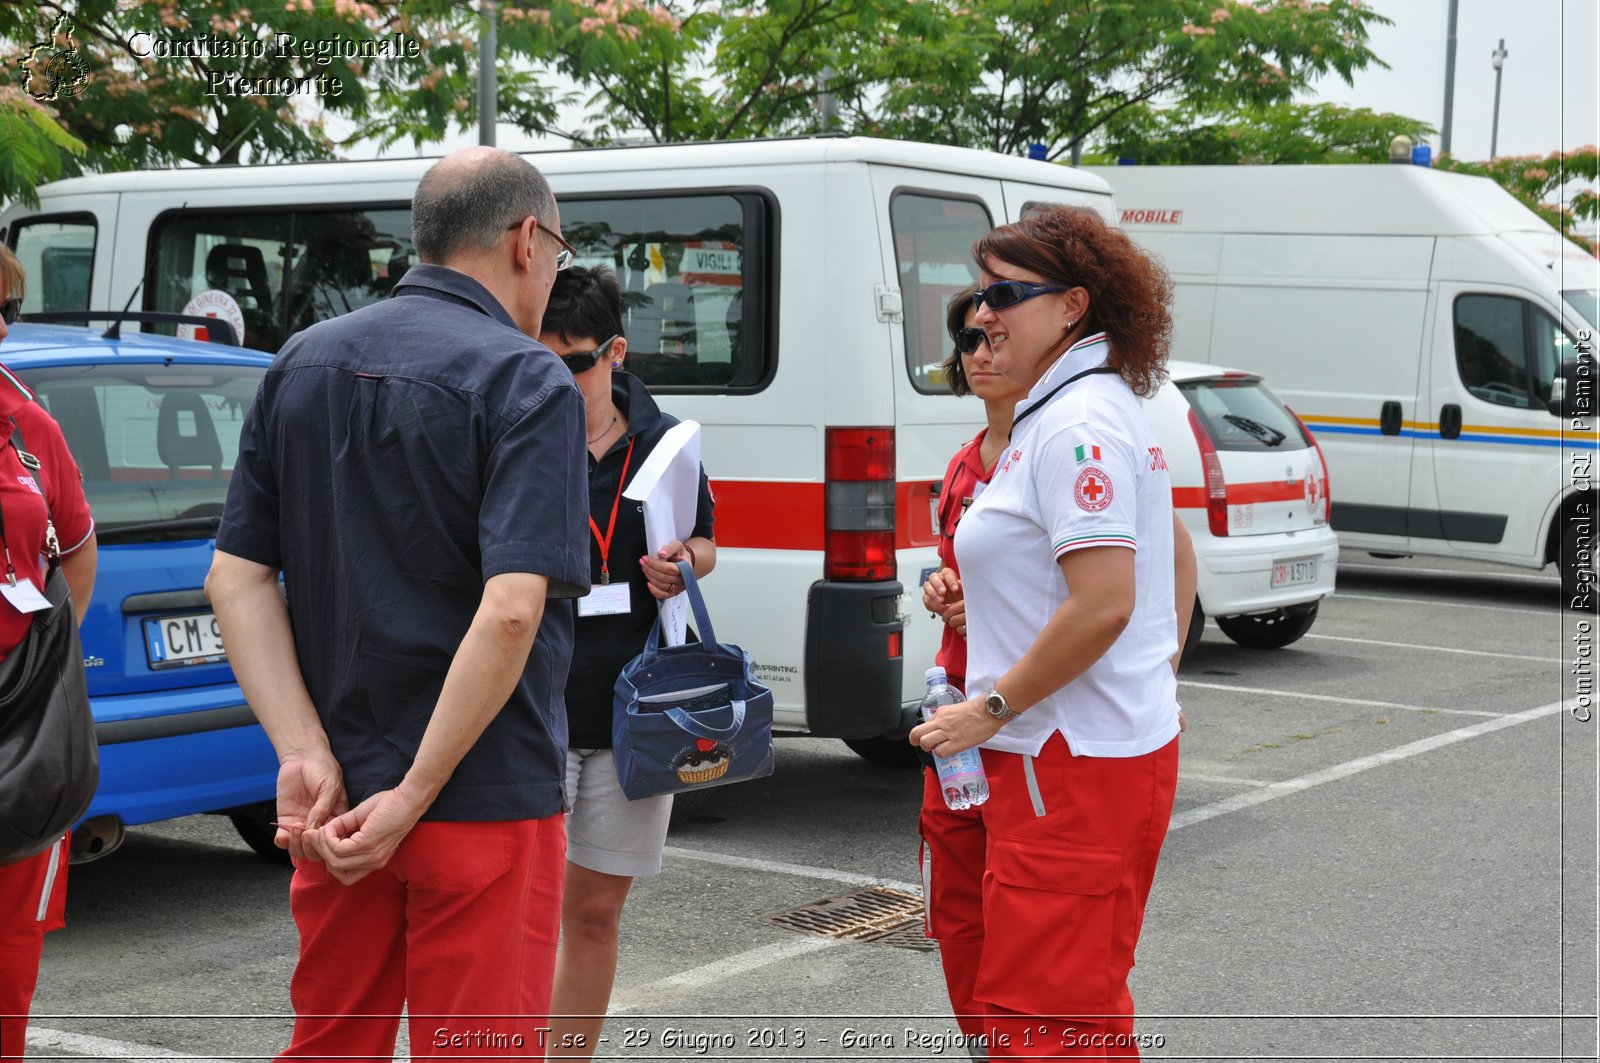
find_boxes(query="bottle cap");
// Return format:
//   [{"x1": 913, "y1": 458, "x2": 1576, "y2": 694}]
[{"x1": 925, "y1": 666, "x2": 946, "y2": 683}]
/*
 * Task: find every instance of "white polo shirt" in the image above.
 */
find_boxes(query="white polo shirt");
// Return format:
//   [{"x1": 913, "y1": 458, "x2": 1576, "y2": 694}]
[{"x1": 954, "y1": 333, "x2": 1180, "y2": 758}]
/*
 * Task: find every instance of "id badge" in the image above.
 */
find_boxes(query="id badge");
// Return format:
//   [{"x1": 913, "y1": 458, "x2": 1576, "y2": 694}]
[
  {"x1": 577, "y1": 582, "x2": 631, "y2": 618},
  {"x1": 0, "y1": 577, "x2": 52, "y2": 614}
]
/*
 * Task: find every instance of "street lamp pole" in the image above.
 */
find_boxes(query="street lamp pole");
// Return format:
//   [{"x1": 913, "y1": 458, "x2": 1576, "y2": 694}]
[
  {"x1": 478, "y1": 0, "x2": 497, "y2": 147},
  {"x1": 1440, "y1": 0, "x2": 1459, "y2": 155},
  {"x1": 1490, "y1": 38, "x2": 1508, "y2": 160}
]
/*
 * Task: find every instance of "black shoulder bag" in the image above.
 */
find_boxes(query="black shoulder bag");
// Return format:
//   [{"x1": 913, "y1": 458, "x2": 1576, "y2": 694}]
[{"x1": 0, "y1": 420, "x2": 98, "y2": 866}]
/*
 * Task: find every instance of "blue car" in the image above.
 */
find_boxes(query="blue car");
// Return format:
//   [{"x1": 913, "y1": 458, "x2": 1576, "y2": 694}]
[{"x1": 4, "y1": 321, "x2": 280, "y2": 862}]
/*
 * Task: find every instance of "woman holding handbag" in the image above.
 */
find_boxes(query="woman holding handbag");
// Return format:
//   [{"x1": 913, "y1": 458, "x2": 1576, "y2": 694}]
[
  {"x1": 0, "y1": 243, "x2": 99, "y2": 1060},
  {"x1": 537, "y1": 264, "x2": 716, "y2": 1060}
]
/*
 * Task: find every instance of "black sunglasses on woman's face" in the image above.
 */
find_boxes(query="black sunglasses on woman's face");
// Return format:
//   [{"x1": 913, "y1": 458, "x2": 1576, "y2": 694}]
[
  {"x1": 971, "y1": 280, "x2": 1067, "y2": 312},
  {"x1": 953, "y1": 327, "x2": 988, "y2": 355},
  {"x1": 1, "y1": 298, "x2": 19, "y2": 326},
  {"x1": 559, "y1": 335, "x2": 619, "y2": 375}
]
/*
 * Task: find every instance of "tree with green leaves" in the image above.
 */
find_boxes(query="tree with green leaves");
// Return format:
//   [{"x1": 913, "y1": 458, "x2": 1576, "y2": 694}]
[
  {"x1": 0, "y1": 87, "x2": 85, "y2": 206},
  {"x1": 1084, "y1": 101, "x2": 1435, "y2": 166},
  {"x1": 1437, "y1": 148, "x2": 1599, "y2": 255}
]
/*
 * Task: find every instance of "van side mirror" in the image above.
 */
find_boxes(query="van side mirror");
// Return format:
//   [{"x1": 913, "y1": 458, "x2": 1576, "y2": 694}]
[{"x1": 1548, "y1": 354, "x2": 1596, "y2": 418}]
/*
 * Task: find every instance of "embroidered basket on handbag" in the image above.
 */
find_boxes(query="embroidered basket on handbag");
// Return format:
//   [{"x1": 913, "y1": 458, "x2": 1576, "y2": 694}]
[{"x1": 612, "y1": 561, "x2": 774, "y2": 800}]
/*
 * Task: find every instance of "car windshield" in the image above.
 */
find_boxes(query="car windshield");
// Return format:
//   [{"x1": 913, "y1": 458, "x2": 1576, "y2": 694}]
[
  {"x1": 1179, "y1": 377, "x2": 1309, "y2": 452},
  {"x1": 1562, "y1": 289, "x2": 1597, "y2": 330},
  {"x1": 20, "y1": 362, "x2": 265, "y2": 542}
]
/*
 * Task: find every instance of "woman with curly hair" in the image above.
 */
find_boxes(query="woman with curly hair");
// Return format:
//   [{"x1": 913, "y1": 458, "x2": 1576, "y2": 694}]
[{"x1": 910, "y1": 205, "x2": 1187, "y2": 1060}]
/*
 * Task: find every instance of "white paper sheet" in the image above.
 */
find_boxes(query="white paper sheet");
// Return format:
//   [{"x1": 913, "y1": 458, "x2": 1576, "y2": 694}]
[{"x1": 623, "y1": 419, "x2": 702, "y2": 645}]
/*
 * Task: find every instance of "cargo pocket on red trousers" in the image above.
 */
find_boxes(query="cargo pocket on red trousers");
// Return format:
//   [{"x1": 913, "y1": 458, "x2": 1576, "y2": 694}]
[{"x1": 974, "y1": 834, "x2": 1124, "y2": 1017}]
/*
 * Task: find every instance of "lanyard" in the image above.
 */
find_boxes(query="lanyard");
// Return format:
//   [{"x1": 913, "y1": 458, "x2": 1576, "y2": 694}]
[
  {"x1": 1010, "y1": 365, "x2": 1118, "y2": 432},
  {"x1": 588, "y1": 434, "x2": 636, "y2": 585}
]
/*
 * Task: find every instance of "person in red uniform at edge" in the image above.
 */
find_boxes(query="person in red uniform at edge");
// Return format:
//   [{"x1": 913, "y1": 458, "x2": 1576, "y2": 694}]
[
  {"x1": 536, "y1": 265, "x2": 716, "y2": 1060},
  {"x1": 910, "y1": 205, "x2": 1192, "y2": 1061},
  {"x1": 0, "y1": 243, "x2": 98, "y2": 1061},
  {"x1": 206, "y1": 149, "x2": 590, "y2": 1061},
  {"x1": 918, "y1": 283, "x2": 1195, "y2": 1057}
]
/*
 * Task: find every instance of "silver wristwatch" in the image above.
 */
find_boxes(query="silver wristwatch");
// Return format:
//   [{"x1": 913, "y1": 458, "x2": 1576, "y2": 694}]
[{"x1": 984, "y1": 687, "x2": 1019, "y2": 723}]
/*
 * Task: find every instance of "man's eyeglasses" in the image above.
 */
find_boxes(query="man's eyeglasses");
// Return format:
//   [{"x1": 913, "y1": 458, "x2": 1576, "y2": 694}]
[
  {"x1": 1, "y1": 298, "x2": 19, "y2": 326},
  {"x1": 952, "y1": 327, "x2": 988, "y2": 355},
  {"x1": 507, "y1": 217, "x2": 577, "y2": 271},
  {"x1": 559, "y1": 335, "x2": 619, "y2": 375},
  {"x1": 971, "y1": 280, "x2": 1067, "y2": 312}
]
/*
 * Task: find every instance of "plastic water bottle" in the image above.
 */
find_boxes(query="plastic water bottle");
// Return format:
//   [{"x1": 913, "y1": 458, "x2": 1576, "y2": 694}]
[{"x1": 920, "y1": 666, "x2": 990, "y2": 810}]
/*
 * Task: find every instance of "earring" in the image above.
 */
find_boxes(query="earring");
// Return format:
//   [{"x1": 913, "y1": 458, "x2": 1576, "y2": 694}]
[
  {"x1": 612, "y1": 360, "x2": 622, "y2": 368},
  {"x1": 1066, "y1": 320, "x2": 1075, "y2": 331}
]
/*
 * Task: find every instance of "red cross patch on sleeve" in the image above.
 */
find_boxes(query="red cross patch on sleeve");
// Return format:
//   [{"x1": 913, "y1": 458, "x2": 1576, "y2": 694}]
[{"x1": 1074, "y1": 467, "x2": 1113, "y2": 511}]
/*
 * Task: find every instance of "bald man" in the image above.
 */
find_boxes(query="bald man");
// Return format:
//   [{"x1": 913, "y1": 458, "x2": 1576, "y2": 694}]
[{"x1": 207, "y1": 147, "x2": 589, "y2": 1060}]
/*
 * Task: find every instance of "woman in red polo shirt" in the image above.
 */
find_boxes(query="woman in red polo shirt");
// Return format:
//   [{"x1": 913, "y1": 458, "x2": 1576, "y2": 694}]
[{"x1": 0, "y1": 243, "x2": 98, "y2": 1060}]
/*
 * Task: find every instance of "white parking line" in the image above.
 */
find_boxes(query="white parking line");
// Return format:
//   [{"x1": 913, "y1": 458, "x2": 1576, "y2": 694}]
[
  {"x1": 609, "y1": 937, "x2": 841, "y2": 1012},
  {"x1": 1167, "y1": 699, "x2": 1569, "y2": 832},
  {"x1": 1340, "y1": 562, "x2": 1560, "y2": 584},
  {"x1": 662, "y1": 845, "x2": 921, "y2": 894},
  {"x1": 1301, "y1": 633, "x2": 1562, "y2": 663},
  {"x1": 26, "y1": 1026, "x2": 230, "y2": 1063},
  {"x1": 1178, "y1": 679, "x2": 1505, "y2": 718},
  {"x1": 1333, "y1": 591, "x2": 1554, "y2": 617},
  {"x1": 1180, "y1": 773, "x2": 1274, "y2": 788}
]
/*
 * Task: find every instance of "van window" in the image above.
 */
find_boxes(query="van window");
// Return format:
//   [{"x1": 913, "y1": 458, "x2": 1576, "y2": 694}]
[
  {"x1": 149, "y1": 208, "x2": 413, "y2": 354},
  {"x1": 559, "y1": 193, "x2": 769, "y2": 391},
  {"x1": 1454, "y1": 294, "x2": 1575, "y2": 409},
  {"x1": 9, "y1": 216, "x2": 96, "y2": 314},
  {"x1": 891, "y1": 193, "x2": 992, "y2": 394},
  {"x1": 24, "y1": 363, "x2": 267, "y2": 541},
  {"x1": 1179, "y1": 377, "x2": 1309, "y2": 452}
]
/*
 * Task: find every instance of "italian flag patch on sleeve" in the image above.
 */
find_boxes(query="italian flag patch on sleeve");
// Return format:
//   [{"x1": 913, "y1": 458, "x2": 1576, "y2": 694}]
[{"x1": 1074, "y1": 443, "x2": 1101, "y2": 464}]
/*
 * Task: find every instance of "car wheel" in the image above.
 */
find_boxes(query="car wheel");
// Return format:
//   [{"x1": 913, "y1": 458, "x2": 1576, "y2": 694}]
[
  {"x1": 842, "y1": 735, "x2": 923, "y2": 769},
  {"x1": 1181, "y1": 601, "x2": 1204, "y2": 664},
  {"x1": 1214, "y1": 602, "x2": 1319, "y2": 650},
  {"x1": 229, "y1": 803, "x2": 291, "y2": 865},
  {"x1": 1562, "y1": 518, "x2": 1596, "y2": 608}
]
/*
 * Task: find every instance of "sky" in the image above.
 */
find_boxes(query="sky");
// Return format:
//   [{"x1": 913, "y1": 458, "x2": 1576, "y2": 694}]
[{"x1": 329, "y1": 0, "x2": 1600, "y2": 164}]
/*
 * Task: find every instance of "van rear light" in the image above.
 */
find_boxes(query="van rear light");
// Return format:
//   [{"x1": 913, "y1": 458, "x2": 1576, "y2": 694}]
[
  {"x1": 825, "y1": 427, "x2": 896, "y2": 580},
  {"x1": 1187, "y1": 408, "x2": 1229, "y2": 537},
  {"x1": 1288, "y1": 408, "x2": 1332, "y2": 525}
]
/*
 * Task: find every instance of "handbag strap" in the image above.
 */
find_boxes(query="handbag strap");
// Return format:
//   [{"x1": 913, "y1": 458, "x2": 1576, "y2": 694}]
[
  {"x1": 639, "y1": 560, "x2": 718, "y2": 663},
  {"x1": 5, "y1": 418, "x2": 59, "y2": 563},
  {"x1": 665, "y1": 699, "x2": 747, "y2": 740}
]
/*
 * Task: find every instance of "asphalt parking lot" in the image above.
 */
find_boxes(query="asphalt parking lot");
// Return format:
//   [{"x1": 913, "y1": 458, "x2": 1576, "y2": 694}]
[{"x1": 27, "y1": 554, "x2": 1598, "y2": 1062}]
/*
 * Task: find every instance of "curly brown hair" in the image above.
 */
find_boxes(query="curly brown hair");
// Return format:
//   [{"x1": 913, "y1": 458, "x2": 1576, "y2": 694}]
[
  {"x1": 939, "y1": 284, "x2": 981, "y2": 397},
  {"x1": 973, "y1": 205, "x2": 1172, "y2": 397}
]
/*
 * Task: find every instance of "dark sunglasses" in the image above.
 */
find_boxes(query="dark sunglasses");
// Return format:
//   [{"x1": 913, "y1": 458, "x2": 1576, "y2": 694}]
[
  {"x1": 952, "y1": 327, "x2": 988, "y2": 355},
  {"x1": 972, "y1": 280, "x2": 1067, "y2": 311},
  {"x1": 1, "y1": 298, "x2": 19, "y2": 326},
  {"x1": 559, "y1": 335, "x2": 619, "y2": 375}
]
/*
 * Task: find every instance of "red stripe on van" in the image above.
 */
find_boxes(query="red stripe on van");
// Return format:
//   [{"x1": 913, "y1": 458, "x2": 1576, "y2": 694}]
[
  {"x1": 1172, "y1": 480, "x2": 1304, "y2": 509},
  {"x1": 707, "y1": 479, "x2": 942, "y2": 552},
  {"x1": 707, "y1": 481, "x2": 825, "y2": 550}
]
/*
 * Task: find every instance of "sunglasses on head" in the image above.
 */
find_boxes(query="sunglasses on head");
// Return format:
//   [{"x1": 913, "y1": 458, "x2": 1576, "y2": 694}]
[
  {"x1": 971, "y1": 280, "x2": 1067, "y2": 312},
  {"x1": 1, "y1": 298, "x2": 19, "y2": 326},
  {"x1": 560, "y1": 335, "x2": 619, "y2": 375},
  {"x1": 952, "y1": 327, "x2": 988, "y2": 355}
]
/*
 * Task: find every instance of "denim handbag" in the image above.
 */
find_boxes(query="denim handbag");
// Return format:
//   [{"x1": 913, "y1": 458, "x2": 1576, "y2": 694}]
[{"x1": 612, "y1": 561, "x2": 774, "y2": 800}]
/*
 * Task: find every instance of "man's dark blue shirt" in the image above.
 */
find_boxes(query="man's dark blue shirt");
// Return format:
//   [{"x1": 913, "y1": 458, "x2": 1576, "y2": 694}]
[{"x1": 218, "y1": 264, "x2": 589, "y2": 821}]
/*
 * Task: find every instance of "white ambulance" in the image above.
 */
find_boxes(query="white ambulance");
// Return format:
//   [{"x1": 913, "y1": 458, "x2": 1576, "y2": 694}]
[
  {"x1": 2, "y1": 137, "x2": 1130, "y2": 764},
  {"x1": 1090, "y1": 163, "x2": 1597, "y2": 603}
]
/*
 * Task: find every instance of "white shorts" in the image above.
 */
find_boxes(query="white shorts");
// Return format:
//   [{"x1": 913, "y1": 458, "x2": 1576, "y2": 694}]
[{"x1": 564, "y1": 747, "x2": 674, "y2": 878}]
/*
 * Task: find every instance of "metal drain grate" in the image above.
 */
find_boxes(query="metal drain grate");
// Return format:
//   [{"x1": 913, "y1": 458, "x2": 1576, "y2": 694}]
[{"x1": 761, "y1": 886, "x2": 938, "y2": 952}]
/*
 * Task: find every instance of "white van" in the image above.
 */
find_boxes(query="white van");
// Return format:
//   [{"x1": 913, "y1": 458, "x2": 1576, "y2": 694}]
[
  {"x1": 2, "y1": 137, "x2": 1122, "y2": 763},
  {"x1": 1089, "y1": 163, "x2": 1597, "y2": 602}
]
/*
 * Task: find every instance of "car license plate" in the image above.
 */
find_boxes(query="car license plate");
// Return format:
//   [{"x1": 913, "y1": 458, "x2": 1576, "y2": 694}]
[
  {"x1": 1271, "y1": 557, "x2": 1319, "y2": 589},
  {"x1": 144, "y1": 611, "x2": 227, "y2": 669}
]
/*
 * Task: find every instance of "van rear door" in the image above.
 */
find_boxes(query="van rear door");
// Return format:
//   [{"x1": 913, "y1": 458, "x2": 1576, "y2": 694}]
[{"x1": 870, "y1": 168, "x2": 1005, "y2": 708}]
